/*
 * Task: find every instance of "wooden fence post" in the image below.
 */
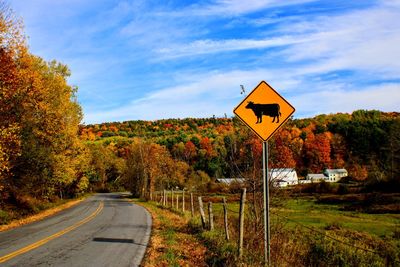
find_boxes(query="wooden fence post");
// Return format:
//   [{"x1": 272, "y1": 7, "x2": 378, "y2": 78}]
[
  {"x1": 223, "y1": 197, "x2": 229, "y2": 240},
  {"x1": 176, "y1": 194, "x2": 179, "y2": 210},
  {"x1": 208, "y1": 202, "x2": 214, "y2": 231},
  {"x1": 238, "y1": 188, "x2": 246, "y2": 259},
  {"x1": 182, "y1": 190, "x2": 185, "y2": 212},
  {"x1": 164, "y1": 190, "x2": 167, "y2": 206},
  {"x1": 171, "y1": 190, "x2": 174, "y2": 207},
  {"x1": 198, "y1": 197, "x2": 206, "y2": 229},
  {"x1": 190, "y1": 193, "x2": 194, "y2": 217}
]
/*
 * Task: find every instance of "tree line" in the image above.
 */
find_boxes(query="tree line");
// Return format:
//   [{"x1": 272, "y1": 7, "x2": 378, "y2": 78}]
[{"x1": 81, "y1": 110, "x2": 400, "y2": 198}]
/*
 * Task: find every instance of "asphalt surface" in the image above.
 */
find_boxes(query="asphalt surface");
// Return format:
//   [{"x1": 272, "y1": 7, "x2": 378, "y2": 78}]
[{"x1": 0, "y1": 193, "x2": 151, "y2": 267}]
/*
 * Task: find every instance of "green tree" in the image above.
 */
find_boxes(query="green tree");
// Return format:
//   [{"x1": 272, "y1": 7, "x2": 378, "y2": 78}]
[{"x1": 386, "y1": 118, "x2": 400, "y2": 180}]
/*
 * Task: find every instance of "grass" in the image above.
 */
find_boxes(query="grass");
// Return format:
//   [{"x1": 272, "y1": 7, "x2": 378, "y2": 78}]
[
  {"x1": 279, "y1": 197, "x2": 400, "y2": 238},
  {"x1": 132, "y1": 200, "x2": 207, "y2": 267},
  {"x1": 135, "y1": 193, "x2": 400, "y2": 266},
  {"x1": 159, "y1": 220, "x2": 180, "y2": 266},
  {"x1": 196, "y1": 193, "x2": 400, "y2": 266}
]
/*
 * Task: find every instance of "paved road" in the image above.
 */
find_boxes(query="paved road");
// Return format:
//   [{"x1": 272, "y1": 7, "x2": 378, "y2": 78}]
[{"x1": 0, "y1": 193, "x2": 151, "y2": 267}]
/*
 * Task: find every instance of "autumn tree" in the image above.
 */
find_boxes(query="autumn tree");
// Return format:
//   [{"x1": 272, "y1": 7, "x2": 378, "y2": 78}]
[
  {"x1": 1, "y1": 2, "x2": 86, "y2": 204},
  {"x1": 86, "y1": 143, "x2": 125, "y2": 192},
  {"x1": 270, "y1": 129, "x2": 296, "y2": 169},
  {"x1": 183, "y1": 141, "x2": 197, "y2": 163},
  {"x1": 124, "y1": 139, "x2": 188, "y2": 198},
  {"x1": 0, "y1": 2, "x2": 24, "y2": 202},
  {"x1": 302, "y1": 132, "x2": 331, "y2": 173},
  {"x1": 330, "y1": 133, "x2": 346, "y2": 168},
  {"x1": 385, "y1": 118, "x2": 400, "y2": 181}
]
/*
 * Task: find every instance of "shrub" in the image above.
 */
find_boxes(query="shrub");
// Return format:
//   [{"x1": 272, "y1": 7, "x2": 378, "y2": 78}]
[
  {"x1": 0, "y1": 210, "x2": 10, "y2": 224},
  {"x1": 337, "y1": 184, "x2": 349, "y2": 195},
  {"x1": 101, "y1": 131, "x2": 116, "y2": 137},
  {"x1": 304, "y1": 234, "x2": 385, "y2": 266},
  {"x1": 363, "y1": 178, "x2": 400, "y2": 193},
  {"x1": 297, "y1": 180, "x2": 337, "y2": 194}
]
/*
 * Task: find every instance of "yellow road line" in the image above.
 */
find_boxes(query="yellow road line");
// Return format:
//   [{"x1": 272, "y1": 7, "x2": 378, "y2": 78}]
[{"x1": 0, "y1": 201, "x2": 104, "y2": 263}]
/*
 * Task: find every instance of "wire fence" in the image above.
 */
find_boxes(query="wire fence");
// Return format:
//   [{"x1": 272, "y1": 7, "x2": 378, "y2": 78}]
[{"x1": 151, "y1": 189, "x2": 400, "y2": 266}]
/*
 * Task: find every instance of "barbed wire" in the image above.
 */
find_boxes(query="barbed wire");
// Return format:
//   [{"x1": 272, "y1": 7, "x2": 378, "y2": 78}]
[
  {"x1": 153, "y1": 190, "x2": 399, "y2": 264},
  {"x1": 269, "y1": 210, "x2": 399, "y2": 262},
  {"x1": 225, "y1": 207, "x2": 240, "y2": 214}
]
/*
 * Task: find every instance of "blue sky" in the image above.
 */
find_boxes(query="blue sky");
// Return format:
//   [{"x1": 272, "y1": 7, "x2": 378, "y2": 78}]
[{"x1": 7, "y1": 0, "x2": 400, "y2": 124}]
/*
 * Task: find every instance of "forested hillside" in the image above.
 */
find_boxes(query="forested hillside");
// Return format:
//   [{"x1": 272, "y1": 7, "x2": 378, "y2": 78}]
[{"x1": 80, "y1": 111, "x2": 400, "y2": 197}]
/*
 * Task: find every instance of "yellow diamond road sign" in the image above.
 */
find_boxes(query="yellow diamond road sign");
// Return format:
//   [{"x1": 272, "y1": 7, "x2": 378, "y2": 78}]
[{"x1": 234, "y1": 81, "x2": 295, "y2": 141}]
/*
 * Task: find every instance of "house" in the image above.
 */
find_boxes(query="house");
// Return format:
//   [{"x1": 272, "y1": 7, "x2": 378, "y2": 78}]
[
  {"x1": 269, "y1": 168, "x2": 298, "y2": 187},
  {"x1": 305, "y1": 173, "x2": 326, "y2": 182},
  {"x1": 323, "y1": 169, "x2": 348, "y2": 182},
  {"x1": 298, "y1": 179, "x2": 312, "y2": 184},
  {"x1": 216, "y1": 178, "x2": 246, "y2": 185}
]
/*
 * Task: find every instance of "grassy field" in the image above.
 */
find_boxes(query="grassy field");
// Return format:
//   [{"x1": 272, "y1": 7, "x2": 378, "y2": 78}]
[
  {"x1": 277, "y1": 197, "x2": 400, "y2": 238},
  {"x1": 205, "y1": 193, "x2": 400, "y2": 238},
  {"x1": 139, "y1": 192, "x2": 400, "y2": 266}
]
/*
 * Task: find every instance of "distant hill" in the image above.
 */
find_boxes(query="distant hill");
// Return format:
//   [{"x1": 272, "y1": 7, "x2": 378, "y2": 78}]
[{"x1": 79, "y1": 110, "x2": 400, "y2": 181}]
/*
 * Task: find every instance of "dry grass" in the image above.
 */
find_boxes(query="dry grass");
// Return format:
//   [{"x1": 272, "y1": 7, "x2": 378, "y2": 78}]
[
  {"x1": 0, "y1": 198, "x2": 84, "y2": 232},
  {"x1": 135, "y1": 200, "x2": 207, "y2": 267}
]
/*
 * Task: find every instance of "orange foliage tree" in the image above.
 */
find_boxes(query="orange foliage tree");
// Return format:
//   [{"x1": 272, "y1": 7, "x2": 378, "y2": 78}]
[
  {"x1": 303, "y1": 132, "x2": 332, "y2": 172},
  {"x1": 270, "y1": 129, "x2": 296, "y2": 168}
]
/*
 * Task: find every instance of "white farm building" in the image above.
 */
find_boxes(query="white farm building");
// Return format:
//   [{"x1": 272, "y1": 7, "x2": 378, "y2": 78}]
[
  {"x1": 323, "y1": 169, "x2": 348, "y2": 182},
  {"x1": 305, "y1": 173, "x2": 326, "y2": 182},
  {"x1": 304, "y1": 169, "x2": 348, "y2": 183},
  {"x1": 216, "y1": 178, "x2": 246, "y2": 185},
  {"x1": 270, "y1": 168, "x2": 298, "y2": 187}
]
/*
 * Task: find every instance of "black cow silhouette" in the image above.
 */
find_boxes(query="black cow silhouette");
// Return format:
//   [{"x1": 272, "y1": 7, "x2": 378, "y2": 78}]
[{"x1": 245, "y1": 101, "x2": 281, "y2": 124}]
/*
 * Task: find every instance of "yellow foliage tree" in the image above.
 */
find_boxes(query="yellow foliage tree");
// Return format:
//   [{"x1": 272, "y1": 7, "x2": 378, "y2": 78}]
[{"x1": 1, "y1": 2, "x2": 86, "y2": 203}]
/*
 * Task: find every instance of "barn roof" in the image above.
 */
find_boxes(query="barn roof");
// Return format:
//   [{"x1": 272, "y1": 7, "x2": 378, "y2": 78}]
[
  {"x1": 216, "y1": 178, "x2": 246, "y2": 184},
  {"x1": 324, "y1": 169, "x2": 348, "y2": 174}
]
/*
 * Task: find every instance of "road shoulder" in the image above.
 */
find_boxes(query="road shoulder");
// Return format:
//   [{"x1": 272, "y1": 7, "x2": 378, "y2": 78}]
[
  {"x1": 131, "y1": 199, "x2": 207, "y2": 267},
  {"x1": 0, "y1": 196, "x2": 87, "y2": 233}
]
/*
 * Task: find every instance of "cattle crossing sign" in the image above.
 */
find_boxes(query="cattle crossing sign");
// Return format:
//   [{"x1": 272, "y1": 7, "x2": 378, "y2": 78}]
[
  {"x1": 234, "y1": 81, "x2": 295, "y2": 265},
  {"x1": 233, "y1": 81, "x2": 295, "y2": 141}
]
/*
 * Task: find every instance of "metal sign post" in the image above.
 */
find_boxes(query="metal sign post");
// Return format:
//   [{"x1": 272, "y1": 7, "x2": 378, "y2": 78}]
[
  {"x1": 263, "y1": 141, "x2": 270, "y2": 265},
  {"x1": 233, "y1": 81, "x2": 295, "y2": 266}
]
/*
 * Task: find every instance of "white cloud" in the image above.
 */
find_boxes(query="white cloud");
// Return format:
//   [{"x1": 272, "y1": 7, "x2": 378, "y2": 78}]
[
  {"x1": 84, "y1": 66, "x2": 400, "y2": 123},
  {"x1": 82, "y1": 67, "x2": 309, "y2": 123},
  {"x1": 185, "y1": 0, "x2": 315, "y2": 17},
  {"x1": 9, "y1": 0, "x2": 400, "y2": 124},
  {"x1": 280, "y1": 4, "x2": 400, "y2": 76},
  {"x1": 154, "y1": 1, "x2": 400, "y2": 78},
  {"x1": 83, "y1": 69, "x2": 278, "y2": 123},
  {"x1": 292, "y1": 83, "x2": 400, "y2": 117},
  {"x1": 156, "y1": 36, "x2": 307, "y2": 59}
]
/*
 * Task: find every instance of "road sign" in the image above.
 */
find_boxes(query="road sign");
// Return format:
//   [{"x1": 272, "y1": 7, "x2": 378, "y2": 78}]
[{"x1": 233, "y1": 81, "x2": 295, "y2": 141}]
